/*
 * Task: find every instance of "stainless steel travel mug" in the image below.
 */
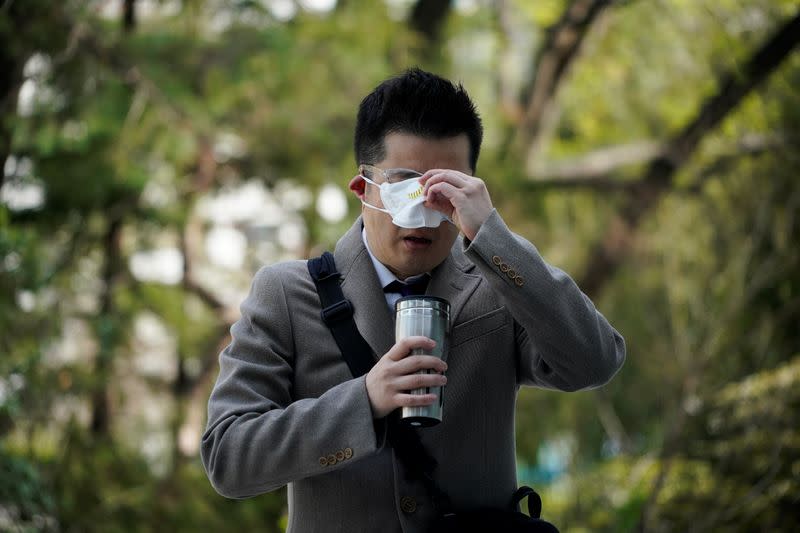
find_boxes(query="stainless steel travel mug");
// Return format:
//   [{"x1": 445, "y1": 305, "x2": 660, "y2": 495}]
[{"x1": 395, "y1": 296, "x2": 450, "y2": 427}]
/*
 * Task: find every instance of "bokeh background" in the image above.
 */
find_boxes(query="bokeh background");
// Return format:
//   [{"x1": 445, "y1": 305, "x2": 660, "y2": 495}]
[{"x1": 1, "y1": 0, "x2": 798, "y2": 531}]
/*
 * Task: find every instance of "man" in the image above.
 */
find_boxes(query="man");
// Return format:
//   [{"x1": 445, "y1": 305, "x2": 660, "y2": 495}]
[{"x1": 201, "y1": 68, "x2": 625, "y2": 532}]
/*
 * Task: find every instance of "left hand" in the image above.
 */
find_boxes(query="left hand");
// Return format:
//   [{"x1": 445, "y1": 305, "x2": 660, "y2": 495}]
[{"x1": 420, "y1": 170, "x2": 494, "y2": 241}]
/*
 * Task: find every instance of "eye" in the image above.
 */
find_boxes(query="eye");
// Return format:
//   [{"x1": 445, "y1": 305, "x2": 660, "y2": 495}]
[{"x1": 386, "y1": 169, "x2": 422, "y2": 183}]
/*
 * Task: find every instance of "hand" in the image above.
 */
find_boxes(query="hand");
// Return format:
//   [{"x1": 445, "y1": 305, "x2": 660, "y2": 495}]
[
  {"x1": 420, "y1": 170, "x2": 494, "y2": 241},
  {"x1": 365, "y1": 336, "x2": 448, "y2": 419}
]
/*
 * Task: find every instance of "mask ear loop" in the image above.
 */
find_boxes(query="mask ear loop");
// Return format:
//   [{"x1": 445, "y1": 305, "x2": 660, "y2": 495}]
[
  {"x1": 361, "y1": 200, "x2": 390, "y2": 214},
  {"x1": 359, "y1": 174, "x2": 391, "y2": 214}
]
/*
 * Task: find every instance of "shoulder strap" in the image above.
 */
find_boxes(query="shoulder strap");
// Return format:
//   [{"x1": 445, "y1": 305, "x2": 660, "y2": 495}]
[
  {"x1": 307, "y1": 251, "x2": 375, "y2": 378},
  {"x1": 308, "y1": 252, "x2": 453, "y2": 512}
]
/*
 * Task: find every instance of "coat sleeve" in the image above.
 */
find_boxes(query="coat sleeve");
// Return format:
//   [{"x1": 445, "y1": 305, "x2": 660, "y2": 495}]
[
  {"x1": 200, "y1": 264, "x2": 385, "y2": 499},
  {"x1": 463, "y1": 210, "x2": 625, "y2": 391}
]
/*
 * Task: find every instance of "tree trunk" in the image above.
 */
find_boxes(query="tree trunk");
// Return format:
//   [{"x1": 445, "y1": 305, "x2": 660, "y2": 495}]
[
  {"x1": 169, "y1": 138, "x2": 236, "y2": 461},
  {"x1": 90, "y1": 215, "x2": 124, "y2": 436},
  {"x1": 123, "y1": 0, "x2": 136, "y2": 32},
  {"x1": 408, "y1": 0, "x2": 453, "y2": 59},
  {"x1": 0, "y1": 2, "x2": 25, "y2": 190},
  {"x1": 0, "y1": 65, "x2": 18, "y2": 191}
]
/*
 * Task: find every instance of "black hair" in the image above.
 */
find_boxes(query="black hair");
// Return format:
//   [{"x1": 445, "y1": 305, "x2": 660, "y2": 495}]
[{"x1": 354, "y1": 68, "x2": 483, "y2": 171}]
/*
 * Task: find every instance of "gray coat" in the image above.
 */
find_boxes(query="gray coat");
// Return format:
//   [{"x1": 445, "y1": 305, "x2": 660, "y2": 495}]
[{"x1": 201, "y1": 210, "x2": 625, "y2": 532}]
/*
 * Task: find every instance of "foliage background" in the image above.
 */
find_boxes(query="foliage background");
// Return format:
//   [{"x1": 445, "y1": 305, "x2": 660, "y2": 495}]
[{"x1": 1, "y1": 0, "x2": 798, "y2": 531}]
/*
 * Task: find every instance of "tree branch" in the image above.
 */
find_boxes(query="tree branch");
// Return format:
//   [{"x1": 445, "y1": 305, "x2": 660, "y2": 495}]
[
  {"x1": 524, "y1": 133, "x2": 785, "y2": 191},
  {"x1": 532, "y1": 139, "x2": 665, "y2": 181},
  {"x1": 506, "y1": 0, "x2": 614, "y2": 163},
  {"x1": 71, "y1": 24, "x2": 199, "y2": 133},
  {"x1": 593, "y1": 389, "x2": 634, "y2": 454},
  {"x1": 492, "y1": 0, "x2": 521, "y2": 123},
  {"x1": 683, "y1": 133, "x2": 786, "y2": 194},
  {"x1": 576, "y1": 11, "x2": 800, "y2": 298}
]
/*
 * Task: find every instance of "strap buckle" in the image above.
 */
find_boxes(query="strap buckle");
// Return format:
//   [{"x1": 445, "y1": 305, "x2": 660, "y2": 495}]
[{"x1": 320, "y1": 299, "x2": 354, "y2": 325}]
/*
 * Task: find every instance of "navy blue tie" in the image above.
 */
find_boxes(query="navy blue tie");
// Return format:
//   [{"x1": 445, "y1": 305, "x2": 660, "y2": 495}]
[{"x1": 384, "y1": 276, "x2": 429, "y2": 297}]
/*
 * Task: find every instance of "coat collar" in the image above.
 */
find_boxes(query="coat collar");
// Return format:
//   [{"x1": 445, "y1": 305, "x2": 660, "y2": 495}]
[{"x1": 334, "y1": 217, "x2": 481, "y2": 360}]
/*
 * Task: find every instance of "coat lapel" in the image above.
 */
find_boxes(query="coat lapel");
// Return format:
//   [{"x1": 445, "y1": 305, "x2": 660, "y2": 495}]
[{"x1": 335, "y1": 218, "x2": 395, "y2": 361}]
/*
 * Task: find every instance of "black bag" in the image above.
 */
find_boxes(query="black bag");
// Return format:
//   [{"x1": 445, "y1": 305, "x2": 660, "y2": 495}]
[
  {"x1": 430, "y1": 487, "x2": 559, "y2": 532},
  {"x1": 309, "y1": 252, "x2": 560, "y2": 533}
]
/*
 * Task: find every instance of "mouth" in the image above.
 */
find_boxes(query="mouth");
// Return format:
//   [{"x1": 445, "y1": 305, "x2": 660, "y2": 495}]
[{"x1": 402, "y1": 235, "x2": 433, "y2": 250}]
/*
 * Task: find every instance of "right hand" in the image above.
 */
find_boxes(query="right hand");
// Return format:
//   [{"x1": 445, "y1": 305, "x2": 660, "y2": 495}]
[{"x1": 365, "y1": 336, "x2": 448, "y2": 419}]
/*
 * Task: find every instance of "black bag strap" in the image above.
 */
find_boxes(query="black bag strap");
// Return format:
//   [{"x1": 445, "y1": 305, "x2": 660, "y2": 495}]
[
  {"x1": 307, "y1": 252, "x2": 453, "y2": 512},
  {"x1": 308, "y1": 251, "x2": 375, "y2": 378},
  {"x1": 511, "y1": 486, "x2": 543, "y2": 518}
]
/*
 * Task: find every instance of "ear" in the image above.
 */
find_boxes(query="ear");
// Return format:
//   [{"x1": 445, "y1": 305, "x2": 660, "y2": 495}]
[{"x1": 348, "y1": 175, "x2": 366, "y2": 200}]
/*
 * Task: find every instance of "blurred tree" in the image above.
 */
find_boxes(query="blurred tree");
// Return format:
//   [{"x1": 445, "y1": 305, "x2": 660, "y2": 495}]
[
  {"x1": 507, "y1": 0, "x2": 614, "y2": 165},
  {"x1": 571, "y1": 10, "x2": 800, "y2": 298},
  {"x1": 1, "y1": 0, "x2": 797, "y2": 531},
  {"x1": 409, "y1": 0, "x2": 453, "y2": 60},
  {"x1": 123, "y1": 0, "x2": 136, "y2": 33}
]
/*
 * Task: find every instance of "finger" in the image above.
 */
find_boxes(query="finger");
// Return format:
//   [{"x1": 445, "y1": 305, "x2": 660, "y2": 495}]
[
  {"x1": 425, "y1": 182, "x2": 465, "y2": 209},
  {"x1": 393, "y1": 355, "x2": 448, "y2": 374},
  {"x1": 419, "y1": 169, "x2": 469, "y2": 181},
  {"x1": 394, "y1": 392, "x2": 439, "y2": 407},
  {"x1": 419, "y1": 169, "x2": 450, "y2": 183},
  {"x1": 392, "y1": 372, "x2": 447, "y2": 391},
  {"x1": 386, "y1": 337, "x2": 436, "y2": 361},
  {"x1": 421, "y1": 171, "x2": 469, "y2": 193}
]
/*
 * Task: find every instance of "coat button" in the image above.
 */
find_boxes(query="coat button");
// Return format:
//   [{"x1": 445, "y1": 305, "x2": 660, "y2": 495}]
[
  {"x1": 400, "y1": 496, "x2": 417, "y2": 514},
  {"x1": 500, "y1": 263, "x2": 510, "y2": 273},
  {"x1": 336, "y1": 450, "x2": 345, "y2": 462},
  {"x1": 327, "y1": 454, "x2": 337, "y2": 465},
  {"x1": 514, "y1": 276, "x2": 524, "y2": 286},
  {"x1": 492, "y1": 255, "x2": 502, "y2": 266},
  {"x1": 344, "y1": 447, "x2": 353, "y2": 459},
  {"x1": 319, "y1": 456, "x2": 328, "y2": 466},
  {"x1": 507, "y1": 269, "x2": 516, "y2": 279}
]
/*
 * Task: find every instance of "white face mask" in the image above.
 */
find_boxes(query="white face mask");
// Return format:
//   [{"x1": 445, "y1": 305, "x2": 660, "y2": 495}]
[{"x1": 360, "y1": 175, "x2": 452, "y2": 229}]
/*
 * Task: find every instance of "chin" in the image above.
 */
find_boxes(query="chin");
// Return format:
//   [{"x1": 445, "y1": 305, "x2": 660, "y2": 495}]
[{"x1": 406, "y1": 253, "x2": 446, "y2": 275}]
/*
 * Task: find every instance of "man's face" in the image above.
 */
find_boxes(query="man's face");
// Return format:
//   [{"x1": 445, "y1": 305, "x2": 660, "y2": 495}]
[{"x1": 348, "y1": 132, "x2": 469, "y2": 280}]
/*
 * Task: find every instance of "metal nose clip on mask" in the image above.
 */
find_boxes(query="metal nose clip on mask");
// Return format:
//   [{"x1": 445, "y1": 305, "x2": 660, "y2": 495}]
[{"x1": 360, "y1": 174, "x2": 452, "y2": 229}]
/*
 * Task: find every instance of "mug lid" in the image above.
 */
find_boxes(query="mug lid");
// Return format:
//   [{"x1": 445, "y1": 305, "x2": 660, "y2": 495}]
[{"x1": 395, "y1": 295, "x2": 450, "y2": 314}]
